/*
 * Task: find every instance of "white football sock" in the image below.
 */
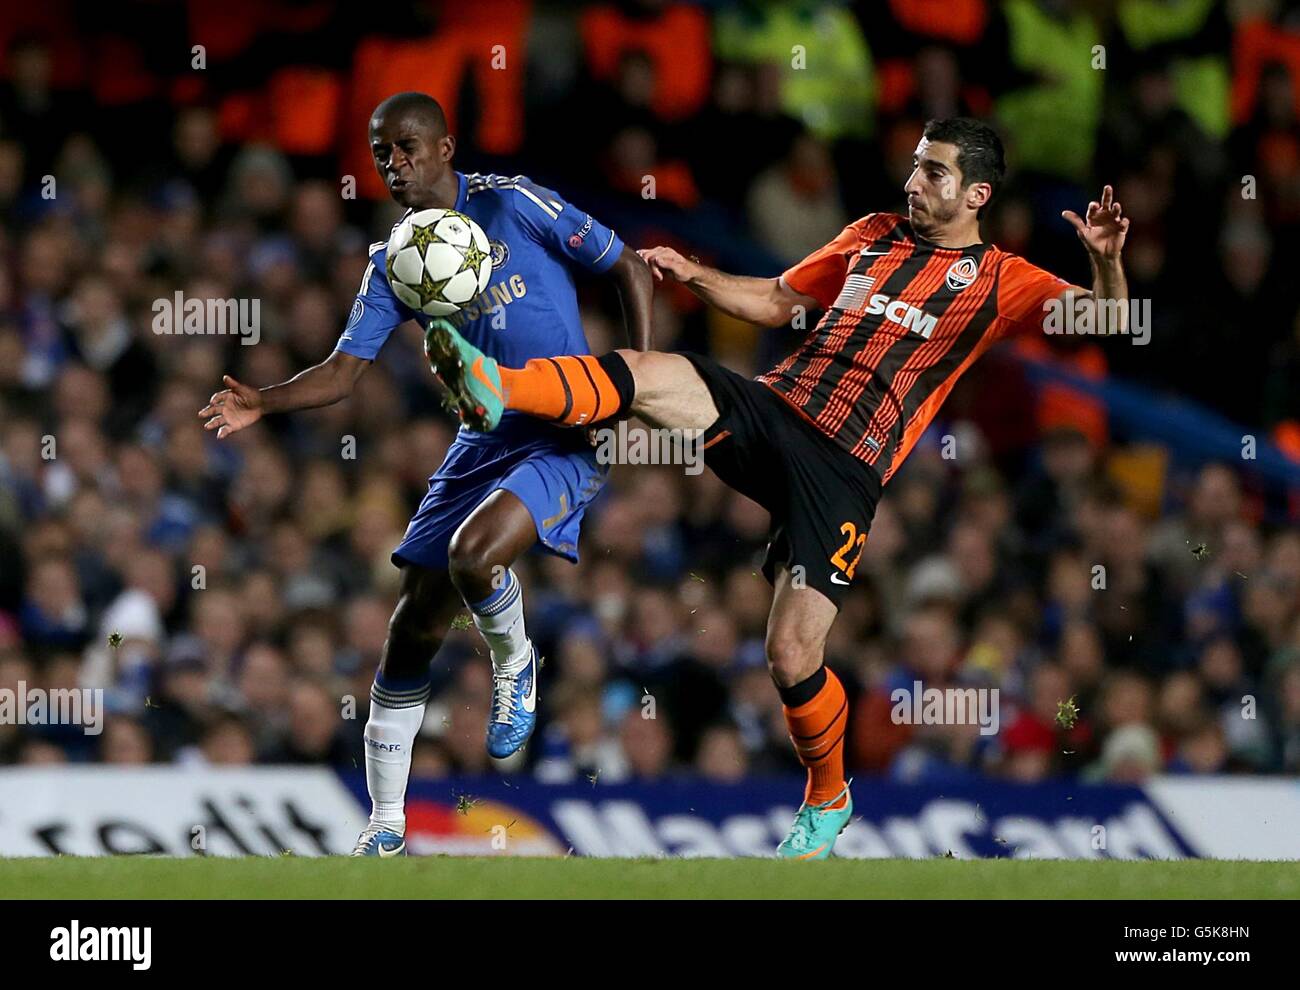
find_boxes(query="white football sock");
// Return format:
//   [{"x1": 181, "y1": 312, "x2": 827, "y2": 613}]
[
  {"x1": 469, "y1": 568, "x2": 531, "y2": 673},
  {"x1": 363, "y1": 680, "x2": 430, "y2": 835}
]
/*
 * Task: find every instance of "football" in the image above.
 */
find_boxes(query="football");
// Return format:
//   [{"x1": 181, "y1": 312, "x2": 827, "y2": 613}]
[{"x1": 385, "y1": 208, "x2": 494, "y2": 316}]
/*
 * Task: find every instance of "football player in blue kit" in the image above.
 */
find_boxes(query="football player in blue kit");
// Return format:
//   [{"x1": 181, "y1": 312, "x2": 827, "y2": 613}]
[{"x1": 199, "y1": 92, "x2": 653, "y2": 856}]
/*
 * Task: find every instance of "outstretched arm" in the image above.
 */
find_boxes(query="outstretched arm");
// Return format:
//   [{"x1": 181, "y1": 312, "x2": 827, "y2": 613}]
[
  {"x1": 638, "y1": 246, "x2": 818, "y2": 328},
  {"x1": 1061, "y1": 184, "x2": 1130, "y2": 334},
  {"x1": 606, "y1": 246, "x2": 655, "y2": 351},
  {"x1": 199, "y1": 349, "x2": 370, "y2": 439}
]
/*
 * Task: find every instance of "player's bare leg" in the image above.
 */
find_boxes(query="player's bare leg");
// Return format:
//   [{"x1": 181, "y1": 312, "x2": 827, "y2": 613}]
[
  {"x1": 765, "y1": 566, "x2": 854, "y2": 860},
  {"x1": 609, "y1": 350, "x2": 720, "y2": 431},
  {"x1": 354, "y1": 564, "x2": 462, "y2": 856},
  {"x1": 447, "y1": 490, "x2": 546, "y2": 759},
  {"x1": 356, "y1": 492, "x2": 540, "y2": 855}
]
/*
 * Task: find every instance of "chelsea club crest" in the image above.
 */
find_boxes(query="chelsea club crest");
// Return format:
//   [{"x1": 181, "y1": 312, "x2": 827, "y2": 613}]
[{"x1": 489, "y1": 239, "x2": 510, "y2": 270}]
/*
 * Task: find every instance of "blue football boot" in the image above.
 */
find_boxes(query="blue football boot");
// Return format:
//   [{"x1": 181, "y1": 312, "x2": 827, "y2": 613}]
[
  {"x1": 486, "y1": 644, "x2": 538, "y2": 759},
  {"x1": 350, "y1": 826, "x2": 407, "y2": 858}
]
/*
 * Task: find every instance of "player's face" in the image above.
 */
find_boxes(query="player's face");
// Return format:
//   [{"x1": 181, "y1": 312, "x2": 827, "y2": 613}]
[
  {"x1": 904, "y1": 139, "x2": 975, "y2": 236},
  {"x1": 370, "y1": 113, "x2": 454, "y2": 209}
]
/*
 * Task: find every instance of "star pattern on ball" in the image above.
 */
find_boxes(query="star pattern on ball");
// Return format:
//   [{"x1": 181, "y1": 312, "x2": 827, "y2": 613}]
[
  {"x1": 459, "y1": 240, "x2": 488, "y2": 276},
  {"x1": 409, "y1": 222, "x2": 439, "y2": 254},
  {"x1": 417, "y1": 268, "x2": 454, "y2": 308}
]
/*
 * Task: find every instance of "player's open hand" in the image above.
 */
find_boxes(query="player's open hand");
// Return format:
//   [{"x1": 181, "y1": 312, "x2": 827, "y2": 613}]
[
  {"x1": 637, "y1": 246, "x2": 699, "y2": 284},
  {"x1": 199, "y1": 374, "x2": 263, "y2": 439},
  {"x1": 1062, "y1": 185, "x2": 1129, "y2": 260}
]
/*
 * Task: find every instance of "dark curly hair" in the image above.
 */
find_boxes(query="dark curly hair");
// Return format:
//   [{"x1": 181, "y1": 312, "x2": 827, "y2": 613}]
[{"x1": 922, "y1": 118, "x2": 1006, "y2": 218}]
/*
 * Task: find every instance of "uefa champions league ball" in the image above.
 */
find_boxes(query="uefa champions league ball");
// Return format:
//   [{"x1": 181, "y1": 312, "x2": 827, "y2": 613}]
[{"x1": 385, "y1": 208, "x2": 494, "y2": 316}]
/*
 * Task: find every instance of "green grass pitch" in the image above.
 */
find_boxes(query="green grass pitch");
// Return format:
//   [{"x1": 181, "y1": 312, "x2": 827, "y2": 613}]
[{"x1": 2, "y1": 857, "x2": 1297, "y2": 899}]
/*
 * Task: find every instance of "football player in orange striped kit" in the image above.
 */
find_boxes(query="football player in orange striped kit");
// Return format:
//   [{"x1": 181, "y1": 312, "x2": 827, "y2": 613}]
[{"x1": 426, "y1": 117, "x2": 1130, "y2": 859}]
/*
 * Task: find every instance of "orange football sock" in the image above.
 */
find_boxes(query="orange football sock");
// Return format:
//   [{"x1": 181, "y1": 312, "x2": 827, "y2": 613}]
[
  {"x1": 499, "y1": 355, "x2": 624, "y2": 427},
  {"x1": 782, "y1": 667, "x2": 849, "y2": 807}
]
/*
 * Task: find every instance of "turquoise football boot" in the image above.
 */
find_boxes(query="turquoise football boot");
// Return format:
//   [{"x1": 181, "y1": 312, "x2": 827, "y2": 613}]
[
  {"x1": 423, "y1": 317, "x2": 504, "y2": 431},
  {"x1": 777, "y1": 782, "x2": 853, "y2": 860}
]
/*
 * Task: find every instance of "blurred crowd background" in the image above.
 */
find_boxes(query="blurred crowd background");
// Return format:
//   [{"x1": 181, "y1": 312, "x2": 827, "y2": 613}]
[{"x1": 3, "y1": 0, "x2": 1300, "y2": 785}]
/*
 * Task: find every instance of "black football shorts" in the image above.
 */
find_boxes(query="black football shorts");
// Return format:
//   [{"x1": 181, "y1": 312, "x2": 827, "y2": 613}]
[{"x1": 682, "y1": 353, "x2": 883, "y2": 608}]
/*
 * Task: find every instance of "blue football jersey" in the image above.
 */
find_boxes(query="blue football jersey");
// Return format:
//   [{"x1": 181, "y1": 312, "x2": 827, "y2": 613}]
[{"x1": 336, "y1": 171, "x2": 623, "y2": 438}]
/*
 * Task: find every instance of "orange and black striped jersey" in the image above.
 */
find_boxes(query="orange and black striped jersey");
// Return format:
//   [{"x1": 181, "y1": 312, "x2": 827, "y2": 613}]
[{"x1": 757, "y1": 213, "x2": 1073, "y2": 484}]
